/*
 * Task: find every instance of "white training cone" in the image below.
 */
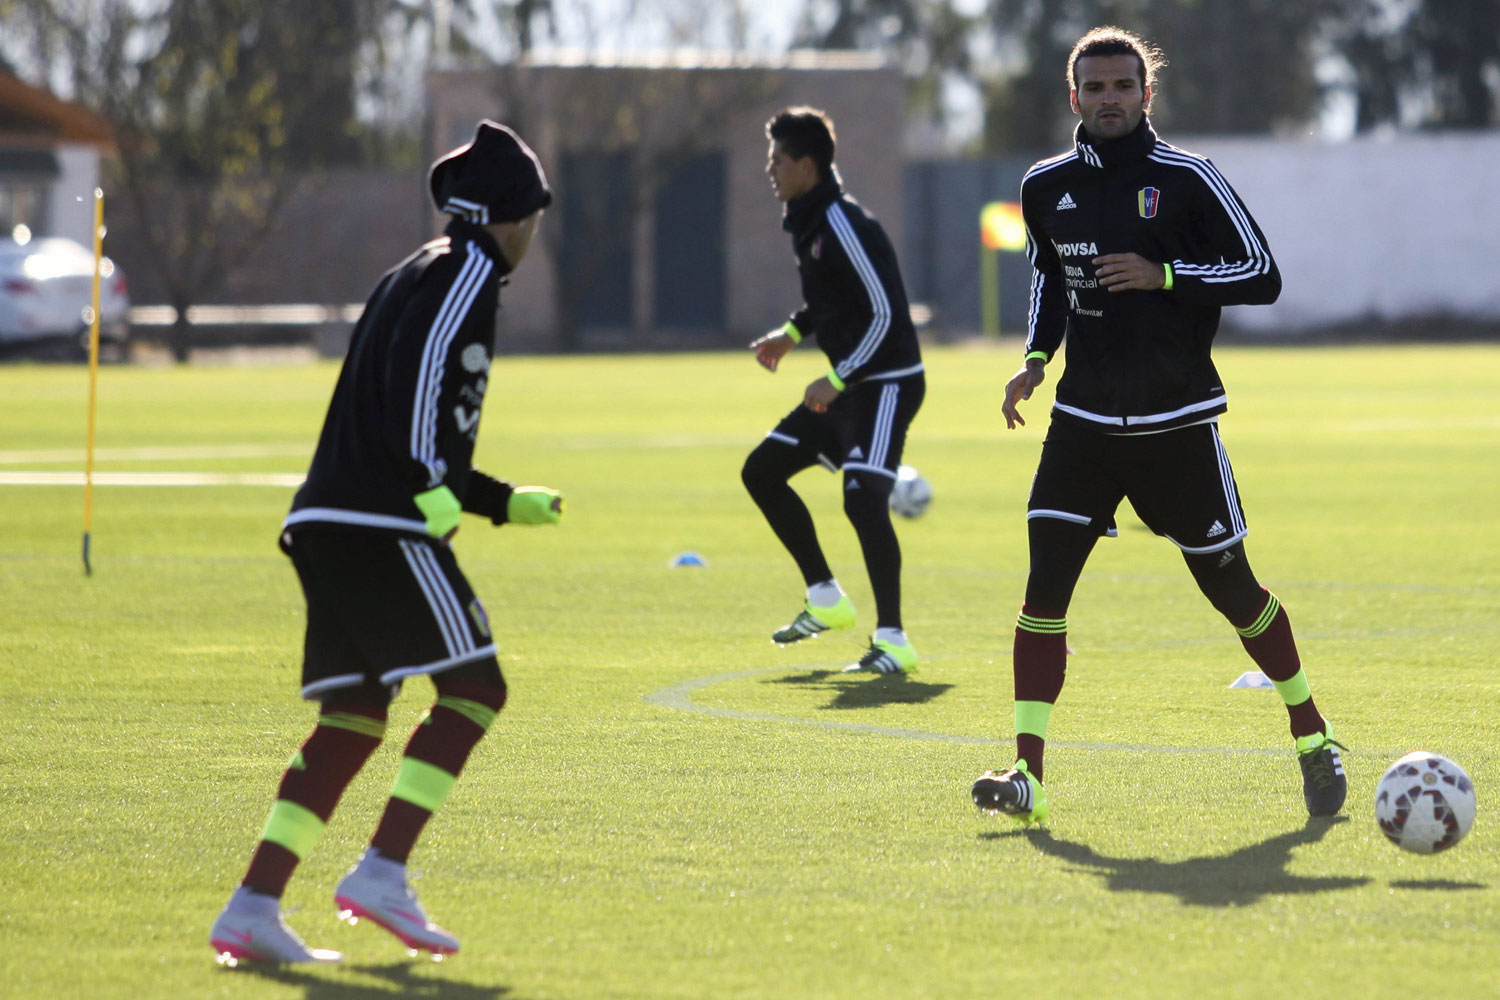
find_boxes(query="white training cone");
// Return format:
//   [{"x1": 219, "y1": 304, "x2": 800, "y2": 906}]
[{"x1": 1228, "y1": 670, "x2": 1274, "y2": 690}]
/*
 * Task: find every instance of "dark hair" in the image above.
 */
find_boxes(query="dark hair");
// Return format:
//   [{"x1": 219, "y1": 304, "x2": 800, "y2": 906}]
[
  {"x1": 765, "y1": 107, "x2": 837, "y2": 176},
  {"x1": 1068, "y1": 26, "x2": 1164, "y2": 91}
]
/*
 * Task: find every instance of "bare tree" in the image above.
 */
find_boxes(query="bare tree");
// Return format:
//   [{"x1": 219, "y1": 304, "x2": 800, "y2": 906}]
[
  {"x1": 0, "y1": 0, "x2": 394, "y2": 360},
  {"x1": 1324, "y1": 0, "x2": 1500, "y2": 131}
]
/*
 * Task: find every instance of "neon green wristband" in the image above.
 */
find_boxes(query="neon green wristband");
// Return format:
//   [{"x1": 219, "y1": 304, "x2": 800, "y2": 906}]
[
  {"x1": 1162, "y1": 262, "x2": 1174, "y2": 291},
  {"x1": 826, "y1": 369, "x2": 846, "y2": 392},
  {"x1": 782, "y1": 322, "x2": 802, "y2": 344},
  {"x1": 414, "y1": 485, "x2": 461, "y2": 538},
  {"x1": 1024, "y1": 350, "x2": 1049, "y2": 363}
]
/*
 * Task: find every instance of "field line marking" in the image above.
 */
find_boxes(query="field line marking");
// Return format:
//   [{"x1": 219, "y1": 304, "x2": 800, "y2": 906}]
[
  {"x1": 0, "y1": 444, "x2": 308, "y2": 464},
  {"x1": 0, "y1": 471, "x2": 303, "y2": 487},
  {"x1": 644, "y1": 664, "x2": 1309, "y2": 757}
]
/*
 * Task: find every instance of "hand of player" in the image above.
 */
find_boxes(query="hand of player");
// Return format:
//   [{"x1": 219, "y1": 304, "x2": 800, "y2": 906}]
[
  {"x1": 506, "y1": 485, "x2": 564, "y2": 525},
  {"x1": 803, "y1": 376, "x2": 840, "y2": 414},
  {"x1": 1002, "y1": 360, "x2": 1046, "y2": 430},
  {"x1": 414, "y1": 484, "x2": 462, "y2": 543},
  {"x1": 749, "y1": 330, "x2": 795, "y2": 372},
  {"x1": 1094, "y1": 252, "x2": 1166, "y2": 292}
]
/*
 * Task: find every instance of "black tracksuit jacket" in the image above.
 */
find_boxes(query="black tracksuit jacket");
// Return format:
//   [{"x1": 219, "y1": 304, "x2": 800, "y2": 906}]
[
  {"x1": 783, "y1": 174, "x2": 923, "y2": 386},
  {"x1": 1021, "y1": 117, "x2": 1281, "y2": 434},
  {"x1": 284, "y1": 217, "x2": 515, "y2": 539}
]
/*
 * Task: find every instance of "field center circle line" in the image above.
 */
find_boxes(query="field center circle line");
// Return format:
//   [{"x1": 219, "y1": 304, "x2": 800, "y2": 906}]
[{"x1": 642, "y1": 662, "x2": 1313, "y2": 757}]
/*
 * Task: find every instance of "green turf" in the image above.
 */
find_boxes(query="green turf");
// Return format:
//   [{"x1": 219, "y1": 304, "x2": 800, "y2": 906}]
[{"x1": 1, "y1": 342, "x2": 1496, "y2": 999}]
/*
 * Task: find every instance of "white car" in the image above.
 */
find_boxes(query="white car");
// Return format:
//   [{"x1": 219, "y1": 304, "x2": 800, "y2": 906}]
[{"x1": 0, "y1": 234, "x2": 131, "y2": 353}]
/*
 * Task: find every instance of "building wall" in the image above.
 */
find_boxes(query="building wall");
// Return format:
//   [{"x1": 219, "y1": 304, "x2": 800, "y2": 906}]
[
  {"x1": 105, "y1": 167, "x2": 431, "y2": 308},
  {"x1": 47, "y1": 144, "x2": 101, "y2": 245},
  {"x1": 907, "y1": 129, "x2": 1500, "y2": 338},
  {"x1": 1183, "y1": 130, "x2": 1500, "y2": 332},
  {"x1": 426, "y1": 59, "x2": 905, "y2": 350}
]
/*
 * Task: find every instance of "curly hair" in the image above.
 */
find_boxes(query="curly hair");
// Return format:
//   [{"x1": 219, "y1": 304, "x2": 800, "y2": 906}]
[{"x1": 1068, "y1": 26, "x2": 1165, "y2": 91}]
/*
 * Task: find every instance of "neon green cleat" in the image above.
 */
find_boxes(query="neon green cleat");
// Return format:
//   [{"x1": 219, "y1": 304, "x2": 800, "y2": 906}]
[
  {"x1": 971, "y1": 759, "x2": 1049, "y2": 824},
  {"x1": 772, "y1": 595, "x2": 856, "y2": 644},
  {"x1": 842, "y1": 636, "x2": 918, "y2": 675}
]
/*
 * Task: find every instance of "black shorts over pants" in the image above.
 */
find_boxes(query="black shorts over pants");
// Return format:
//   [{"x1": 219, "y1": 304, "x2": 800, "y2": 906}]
[
  {"x1": 1027, "y1": 418, "x2": 1248, "y2": 553},
  {"x1": 763, "y1": 372, "x2": 925, "y2": 482},
  {"x1": 283, "y1": 529, "x2": 499, "y2": 701}
]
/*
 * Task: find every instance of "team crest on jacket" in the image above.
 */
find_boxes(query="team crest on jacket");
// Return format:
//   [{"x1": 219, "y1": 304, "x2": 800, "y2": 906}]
[
  {"x1": 1138, "y1": 187, "x2": 1161, "y2": 218},
  {"x1": 811, "y1": 236, "x2": 823, "y2": 260},
  {"x1": 461, "y1": 343, "x2": 490, "y2": 374}
]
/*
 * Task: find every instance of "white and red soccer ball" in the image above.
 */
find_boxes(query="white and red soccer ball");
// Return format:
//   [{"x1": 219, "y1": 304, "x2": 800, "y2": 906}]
[
  {"x1": 1374, "y1": 751, "x2": 1476, "y2": 854},
  {"x1": 889, "y1": 465, "x2": 933, "y2": 519}
]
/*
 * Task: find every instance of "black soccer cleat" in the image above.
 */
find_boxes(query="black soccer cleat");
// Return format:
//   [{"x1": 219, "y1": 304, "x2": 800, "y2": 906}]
[
  {"x1": 1296, "y1": 727, "x2": 1348, "y2": 817},
  {"x1": 971, "y1": 760, "x2": 1049, "y2": 824}
]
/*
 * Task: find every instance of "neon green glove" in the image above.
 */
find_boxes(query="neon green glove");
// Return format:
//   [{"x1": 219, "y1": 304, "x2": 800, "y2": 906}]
[
  {"x1": 414, "y1": 484, "x2": 462, "y2": 538},
  {"x1": 507, "y1": 485, "x2": 564, "y2": 525}
]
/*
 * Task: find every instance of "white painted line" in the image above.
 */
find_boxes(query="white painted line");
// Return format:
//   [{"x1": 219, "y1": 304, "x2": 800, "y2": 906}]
[
  {"x1": 0, "y1": 471, "x2": 303, "y2": 487},
  {"x1": 643, "y1": 661, "x2": 1417, "y2": 758},
  {"x1": 0, "y1": 444, "x2": 309, "y2": 464}
]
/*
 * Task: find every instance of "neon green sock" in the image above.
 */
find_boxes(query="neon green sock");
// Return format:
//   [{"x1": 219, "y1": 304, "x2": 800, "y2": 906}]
[
  {"x1": 1271, "y1": 668, "x2": 1313, "y2": 708},
  {"x1": 390, "y1": 757, "x2": 458, "y2": 813},
  {"x1": 1015, "y1": 700, "x2": 1054, "y2": 739},
  {"x1": 259, "y1": 800, "x2": 325, "y2": 859}
]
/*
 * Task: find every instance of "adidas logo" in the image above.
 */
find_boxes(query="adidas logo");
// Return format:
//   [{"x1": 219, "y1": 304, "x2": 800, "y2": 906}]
[
  {"x1": 848, "y1": 446, "x2": 864, "y2": 460},
  {"x1": 846, "y1": 479, "x2": 861, "y2": 491},
  {"x1": 1206, "y1": 520, "x2": 1227, "y2": 538},
  {"x1": 1056, "y1": 192, "x2": 1077, "y2": 211}
]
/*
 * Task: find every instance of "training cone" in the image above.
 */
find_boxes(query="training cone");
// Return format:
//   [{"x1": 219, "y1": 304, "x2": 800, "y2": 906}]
[{"x1": 1228, "y1": 670, "x2": 1274, "y2": 690}]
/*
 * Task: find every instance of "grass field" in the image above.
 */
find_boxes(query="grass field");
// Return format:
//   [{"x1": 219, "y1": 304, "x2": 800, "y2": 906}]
[{"x1": 1, "y1": 341, "x2": 1497, "y2": 999}]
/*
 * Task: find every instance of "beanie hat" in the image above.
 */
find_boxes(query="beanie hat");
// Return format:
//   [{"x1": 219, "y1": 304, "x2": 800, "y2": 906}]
[{"x1": 429, "y1": 120, "x2": 552, "y2": 224}]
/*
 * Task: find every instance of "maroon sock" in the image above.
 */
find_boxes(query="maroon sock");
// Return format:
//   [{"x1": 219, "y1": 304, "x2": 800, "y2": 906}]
[
  {"x1": 1236, "y1": 592, "x2": 1325, "y2": 740},
  {"x1": 1013, "y1": 604, "x2": 1068, "y2": 783},
  {"x1": 370, "y1": 690, "x2": 500, "y2": 864},
  {"x1": 242, "y1": 706, "x2": 386, "y2": 897},
  {"x1": 1016, "y1": 734, "x2": 1047, "y2": 782}
]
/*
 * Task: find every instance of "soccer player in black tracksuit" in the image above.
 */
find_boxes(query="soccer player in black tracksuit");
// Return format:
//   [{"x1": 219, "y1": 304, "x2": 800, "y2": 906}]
[
  {"x1": 971, "y1": 28, "x2": 1347, "y2": 825},
  {"x1": 210, "y1": 121, "x2": 563, "y2": 965},
  {"x1": 744, "y1": 107, "x2": 926, "y2": 676}
]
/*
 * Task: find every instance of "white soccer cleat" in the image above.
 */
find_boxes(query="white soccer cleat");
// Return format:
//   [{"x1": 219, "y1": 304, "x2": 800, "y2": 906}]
[
  {"x1": 209, "y1": 886, "x2": 342, "y2": 965},
  {"x1": 334, "y1": 850, "x2": 460, "y2": 957}
]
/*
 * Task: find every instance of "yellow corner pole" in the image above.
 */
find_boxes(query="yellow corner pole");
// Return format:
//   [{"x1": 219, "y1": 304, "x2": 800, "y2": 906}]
[
  {"x1": 83, "y1": 188, "x2": 104, "y2": 576},
  {"x1": 980, "y1": 244, "x2": 999, "y2": 336},
  {"x1": 979, "y1": 201, "x2": 1028, "y2": 338}
]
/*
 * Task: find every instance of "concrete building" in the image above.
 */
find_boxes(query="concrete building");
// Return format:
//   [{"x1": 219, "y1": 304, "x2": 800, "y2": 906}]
[{"x1": 426, "y1": 52, "x2": 905, "y2": 351}]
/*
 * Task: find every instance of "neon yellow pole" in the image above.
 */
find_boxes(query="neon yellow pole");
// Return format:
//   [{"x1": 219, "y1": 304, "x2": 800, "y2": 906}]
[
  {"x1": 980, "y1": 244, "x2": 999, "y2": 336},
  {"x1": 83, "y1": 188, "x2": 103, "y2": 576},
  {"x1": 980, "y1": 202, "x2": 1027, "y2": 337}
]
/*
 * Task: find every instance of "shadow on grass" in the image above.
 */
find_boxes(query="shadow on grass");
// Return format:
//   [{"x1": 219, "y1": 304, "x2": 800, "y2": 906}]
[
  {"x1": 222, "y1": 959, "x2": 516, "y2": 998},
  {"x1": 1389, "y1": 879, "x2": 1489, "y2": 891},
  {"x1": 767, "y1": 668, "x2": 953, "y2": 710},
  {"x1": 981, "y1": 816, "x2": 1370, "y2": 906}
]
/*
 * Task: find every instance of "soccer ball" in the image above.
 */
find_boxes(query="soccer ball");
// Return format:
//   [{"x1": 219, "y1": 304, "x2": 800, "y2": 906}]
[
  {"x1": 1374, "y1": 751, "x2": 1476, "y2": 854},
  {"x1": 889, "y1": 465, "x2": 932, "y2": 519}
]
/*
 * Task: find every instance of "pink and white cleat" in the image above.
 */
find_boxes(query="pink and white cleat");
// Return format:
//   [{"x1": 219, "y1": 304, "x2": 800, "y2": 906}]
[
  {"x1": 210, "y1": 887, "x2": 342, "y2": 965},
  {"x1": 334, "y1": 849, "x2": 459, "y2": 957}
]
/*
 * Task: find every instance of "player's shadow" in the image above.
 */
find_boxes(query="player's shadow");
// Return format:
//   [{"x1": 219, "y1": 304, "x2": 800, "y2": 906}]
[
  {"x1": 223, "y1": 960, "x2": 516, "y2": 998},
  {"x1": 983, "y1": 816, "x2": 1370, "y2": 907},
  {"x1": 1390, "y1": 879, "x2": 1488, "y2": 891},
  {"x1": 767, "y1": 669, "x2": 953, "y2": 710}
]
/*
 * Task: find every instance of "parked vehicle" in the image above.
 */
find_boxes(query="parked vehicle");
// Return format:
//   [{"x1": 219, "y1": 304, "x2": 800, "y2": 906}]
[{"x1": 0, "y1": 234, "x2": 130, "y2": 354}]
